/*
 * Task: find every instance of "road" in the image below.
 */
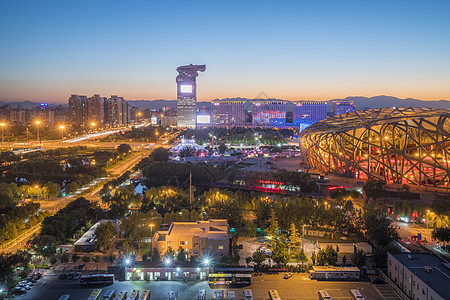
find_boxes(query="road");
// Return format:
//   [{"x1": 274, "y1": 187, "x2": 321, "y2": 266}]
[{"x1": 13, "y1": 272, "x2": 396, "y2": 300}]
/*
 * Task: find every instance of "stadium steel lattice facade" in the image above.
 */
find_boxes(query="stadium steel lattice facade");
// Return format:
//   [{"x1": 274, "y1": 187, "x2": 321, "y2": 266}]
[{"x1": 299, "y1": 107, "x2": 450, "y2": 187}]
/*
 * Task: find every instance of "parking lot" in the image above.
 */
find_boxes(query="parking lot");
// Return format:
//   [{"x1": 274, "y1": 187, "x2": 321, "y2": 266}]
[{"x1": 10, "y1": 271, "x2": 398, "y2": 300}]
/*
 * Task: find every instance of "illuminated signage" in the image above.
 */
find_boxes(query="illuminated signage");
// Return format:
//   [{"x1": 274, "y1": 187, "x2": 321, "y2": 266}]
[
  {"x1": 180, "y1": 85, "x2": 193, "y2": 93},
  {"x1": 197, "y1": 115, "x2": 210, "y2": 124}
]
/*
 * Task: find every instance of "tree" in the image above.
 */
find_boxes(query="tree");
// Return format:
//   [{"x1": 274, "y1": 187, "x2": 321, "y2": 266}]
[
  {"x1": 117, "y1": 144, "x2": 132, "y2": 156},
  {"x1": 317, "y1": 245, "x2": 338, "y2": 266},
  {"x1": 251, "y1": 249, "x2": 266, "y2": 270},
  {"x1": 149, "y1": 147, "x2": 169, "y2": 162},
  {"x1": 267, "y1": 209, "x2": 280, "y2": 250},
  {"x1": 432, "y1": 227, "x2": 450, "y2": 246},
  {"x1": 218, "y1": 142, "x2": 227, "y2": 154},
  {"x1": 60, "y1": 253, "x2": 69, "y2": 264},
  {"x1": 362, "y1": 179, "x2": 386, "y2": 202},
  {"x1": 288, "y1": 223, "x2": 301, "y2": 255},
  {"x1": 32, "y1": 235, "x2": 57, "y2": 258},
  {"x1": 272, "y1": 243, "x2": 289, "y2": 267},
  {"x1": 245, "y1": 256, "x2": 252, "y2": 267},
  {"x1": 179, "y1": 146, "x2": 197, "y2": 158},
  {"x1": 92, "y1": 255, "x2": 101, "y2": 270},
  {"x1": 176, "y1": 247, "x2": 186, "y2": 262},
  {"x1": 71, "y1": 253, "x2": 80, "y2": 263},
  {"x1": 151, "y1": 248, "x2": 161, "y2": 262},
  {"x1": 95, "y1": 220, "x2": 118, "y2": 251},
  {"x1": 351, "y1": 249, "x2": 366, "y2": 267},
  {"x1": 82, "y1": 254, "x2": 90, "y2": 263},
  {"x1": 364, "y1": 204, "x2": 399, "y2": 246}
]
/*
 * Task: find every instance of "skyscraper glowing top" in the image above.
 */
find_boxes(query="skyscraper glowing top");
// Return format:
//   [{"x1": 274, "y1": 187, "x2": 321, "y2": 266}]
[{"x1": 176, "y1": 64, "x2": 206, "y2": 128}]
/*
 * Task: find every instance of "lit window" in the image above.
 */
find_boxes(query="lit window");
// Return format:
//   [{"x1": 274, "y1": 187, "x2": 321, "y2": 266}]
[{"x1": 218, "y1": 245, "x2": 224, "y2": 250}]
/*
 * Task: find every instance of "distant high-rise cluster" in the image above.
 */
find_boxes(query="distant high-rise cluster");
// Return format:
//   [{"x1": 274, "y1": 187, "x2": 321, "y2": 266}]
[
  {"x1": 333, "y1": 100, "x2": 355, "y2": 116},
  {"x1": 252, "y1": 100, "x2": 287, "y2": 126},
  {"x1": 68, "y1": 94, "x2": 130, "y2": 126},
  {"x1": 0, "y1": 103, "x2": 67, "y2": 126},
  {"x1": 176, "y1": 64, "x2": 206, "y2": 128},
  {"x1": 293, "y1": 101, "x2": 328, "y2": 126}
]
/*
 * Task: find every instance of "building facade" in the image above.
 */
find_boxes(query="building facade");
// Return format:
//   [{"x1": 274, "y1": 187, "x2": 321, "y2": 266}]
[
  {"x1": 68, "y1": 94, "x2": 88, "y2": 125},
  {"x1": 152, "y1": 219, "x2": 231, "y2": 259},
  {"x1": 211, "y1": 100, "x2": 245, "y2": 127},
  {"x1": 387, "y1": 253, "x2": 448, "y2": 300},
  {"x1": 293, "y1": 101, "x2": 327, "y2": 126},
  {"x1": 176, "y1": 64, "x2": 206, "y2": 128},
  {"x1": 87, "y1": 94, "x2": 106, "y2": 124},
  {"x1": 333, "y1": 101, "x2": 355, "y2": 116},
  {"x1": 251, "y1": 100, "x2": 287, "y2": 126}
]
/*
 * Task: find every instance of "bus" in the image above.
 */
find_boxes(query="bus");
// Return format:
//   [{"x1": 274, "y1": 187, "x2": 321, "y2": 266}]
[
  {"x1": 227, "y1": 291, "x2": 237, "y2": 300},
  {"x1": 234, "y1": 274, "x2": 252, "y2": 286},
  {"x1": 128, "y1": 290, "x2": 140, "y2": 300},
  {"x1": 80, "y1": 274, "x2": 115, "y2": 286},
  {"x1": 318, "y1": 290, "x2": 332, "y2": 300},
  {"x1": 197, "y1": 290, "x2": 206, "y2": 300},
  {"x1": 102, "y1": 290, "x2": 116, "y2": 300},
  {"x1": 138, "y1": 290, "x2": 150, "y2": 300},
  {"x1": 208, "y1": 274, "x2": 233, "y2": 285},
  {"x1": 113, "y1": 291, "x2": 127, "y2": 300},
  {"x1": 350, "y1": 290, "x2": 365, "y2": 300},
  {"x1": 87, "y1": 289, "x2": 102, "y2": 300},
  {"x1": 215, "y1": 290, "x2": 224, "y2": 300},
  {"x1": 268, "y1": 290, "x2": 281, "y2": 300},
  {"x1": 243, "y1": 289, "x2": 253, "y2": 300}
]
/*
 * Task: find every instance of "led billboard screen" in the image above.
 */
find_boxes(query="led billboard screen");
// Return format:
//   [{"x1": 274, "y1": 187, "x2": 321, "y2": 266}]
[
  {"x1": 180, "y1": 85, "x2": 193, "y2": 94},
  {"x1": 197, "y1": 115, "x2": 210, "y2": 124}
]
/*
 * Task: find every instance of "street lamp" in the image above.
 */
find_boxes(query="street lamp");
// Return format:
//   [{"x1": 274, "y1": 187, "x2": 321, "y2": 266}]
[
  {"x1": 35, "y1": 121, "x2": 41, "y2": 147},
  {"x1": 59, "y1": 125, "x2": 65, "y2": 146},
  {"x1": 0, "y1": 123, "x2": 5, "y2": 144},
  {"x1": 91, "y1": 122, "x2": 96, "y2": 133},
  {"x1": 149, "y1": 224, "x2": 154, "y2": 237}
]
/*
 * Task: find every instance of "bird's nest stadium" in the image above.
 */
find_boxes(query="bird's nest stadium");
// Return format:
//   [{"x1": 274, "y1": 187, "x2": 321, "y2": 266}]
[{"x1": 299, "y1": 107, "x2": 450, "y2": 187}]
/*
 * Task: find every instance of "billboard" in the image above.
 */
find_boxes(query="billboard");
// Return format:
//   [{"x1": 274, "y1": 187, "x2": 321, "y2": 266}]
[
  {"x1": 151, "y1": 116, "x2": 158, "y2": 125},
  {"x1": 180, "y1": 85, "x2": 193, "y2": 94},
  {"x1": 196, "y1": 115, "x2": 210, "y2": 124}
]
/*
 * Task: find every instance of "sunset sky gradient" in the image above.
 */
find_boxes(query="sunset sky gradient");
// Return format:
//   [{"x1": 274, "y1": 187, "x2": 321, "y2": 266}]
[{"x1": 1, "y1": 0, "x2": 449, "y2": 103}]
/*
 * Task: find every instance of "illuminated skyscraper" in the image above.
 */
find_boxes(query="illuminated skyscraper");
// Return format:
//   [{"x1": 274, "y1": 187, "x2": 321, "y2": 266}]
[
  {"x1": 251, "y1": 100, "x2": 287, "y2": 126},
  {"x1": 68, "y1": 94, "x2": 88, "y2": 125},
  {"x1": 176, "y1": 64, "x2": 206, "y2": 128}
]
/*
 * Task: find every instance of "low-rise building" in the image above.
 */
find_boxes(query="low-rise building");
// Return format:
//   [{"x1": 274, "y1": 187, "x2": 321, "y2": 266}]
[
  {"x1": 74, "y1": 219, "x2": 112, "y2": 252},
  {"x1": 309, "y1": 266, "x2": 361, "y2": 280},
  {"x1": 387, "y1": 252, "x2": 449, "y2": 300},
  {"x1": 152, "y1": 219, "x2": 231, "y2": 259}
]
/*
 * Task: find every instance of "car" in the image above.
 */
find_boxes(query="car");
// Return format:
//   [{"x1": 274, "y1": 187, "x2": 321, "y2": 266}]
[
  {"x1": 283, "y1": 272, "x2": 293, "y2": 279},
  {"x1": 67, "y1": 272, "x2": 74, "y2": 280},
  {"x1": 12, "y1": 287, "x2": 27, "y2": 294},
  {"x1": 17, "y1": 284, "x2": 31, "y2": 290},
  {"x1": 370, "y1": 277, "x2": 385, "y2": 284},
  {"x1": 238, "y1": 244, "x2": 244, "y2": 249},
  {"x1": 59, "y1": 273, "x2": 67, "y2": 279},
  {"x1": 76, "y1": 264, "x2": 85, "y2": 269},
  {"x1": 73, "y1": 272, "x2": 82, "y2": 280}
]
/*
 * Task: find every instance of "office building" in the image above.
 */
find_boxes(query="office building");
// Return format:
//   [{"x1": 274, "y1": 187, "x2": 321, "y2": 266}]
[
  {"x1": 176, "y1": 64, "x2": 206, "y2": 128},
  {"x1": 334, "y1": 101, "x2": 355, "y2": 116},
  {"x1": 211, "y1": 100, "x2": 245, "y2": 127},
  {"x1": 252, "y1": 100, "x2": 287, "y2": 126},
  {"x1": 293, "y1": 101, "x2": 327, "y2": 125},
  {"x1": 152, "y1": 219, "x2": 231, "y2": 258},
  {"x1": 387, "y1": 252, "x2": 449, "y2": 300}
]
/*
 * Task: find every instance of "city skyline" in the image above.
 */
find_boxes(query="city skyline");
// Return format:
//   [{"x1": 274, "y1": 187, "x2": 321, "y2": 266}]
[{"x1": 1, "y1": 1, "x2": 450, "y2": 103}]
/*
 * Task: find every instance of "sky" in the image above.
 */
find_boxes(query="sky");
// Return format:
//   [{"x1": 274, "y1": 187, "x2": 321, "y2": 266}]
[{"x1": 1, "y1": 0, "x2": 449, "y2": 103}]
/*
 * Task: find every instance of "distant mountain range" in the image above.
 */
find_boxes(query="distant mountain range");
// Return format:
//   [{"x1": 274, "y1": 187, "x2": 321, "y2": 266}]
[{"x1": 1, "y1": 96, "x2": 449, "y2": 112}]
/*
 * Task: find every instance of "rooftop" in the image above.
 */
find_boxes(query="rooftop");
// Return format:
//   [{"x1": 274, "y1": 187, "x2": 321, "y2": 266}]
[
  {"x1": 310, "y1": 266, "x2": 360, "y2": 272},
  {"x1": 390, "y1": 253, "x2": 450, "y2": 299},
  {"x1": 74, "y1": 219, "x2": 110, "y2": 247},
  {"x1": 158, "y1": 219, "x2": 230, "y2": 240}
]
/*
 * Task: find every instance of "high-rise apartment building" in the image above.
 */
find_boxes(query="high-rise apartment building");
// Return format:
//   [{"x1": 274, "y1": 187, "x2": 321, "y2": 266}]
[
  {"x1": 333, "y1": 100, "x2": 355, "y2": 116},
  {"x1": 68, "y1": 94, "x2": 88, "y2": 125},
  {"x1": 251, "y1": 100, "x2": 287, "y2": 126},
  {"x1": 293, "y1": 101, "x2": 327, "y2": 125},
  {"x1": 87, "y1": 94, "x2": 107, "y2": 124},
  {"x1": 176, "y1": 64, "x2": 206, "y2": 128},
  {"x1": 107, "y1": 95, "x2": 124, "y2": 125},
  {"x1": 211, "y1": 100, "x2": 246, "y2": 127}
]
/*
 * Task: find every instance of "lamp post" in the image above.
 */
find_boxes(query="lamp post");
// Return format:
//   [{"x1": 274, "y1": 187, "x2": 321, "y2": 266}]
[
  {"x1": 0, "y1": 123, "x2": 5, "y2": 144},
  {"x1": 91, "y1": 122, "x2": 96, "y2": 133},
  {"x1": 59, "y1": 125, "x2": 65, "y2": 147},
  {"x1": 35, "y1": 121, "x2": 41, "y2": 148}
]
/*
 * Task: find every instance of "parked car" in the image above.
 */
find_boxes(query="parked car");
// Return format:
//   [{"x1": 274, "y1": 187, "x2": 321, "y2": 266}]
[
  {"x1": 370, "y1": 277, "x2": 385, "y2": 284},
  {"x1": 76, "y1": 264, "x2": 85, "y2": 269},
  {"x1": 59, "y1": 273, "x2": 67, "y2": 280},
  {"x1": 67, "y1": 273, "x2": 74, "y2": 280},
  {"x1": 12, "y1": 287, "x2": 27, "y2": 294},
  {"x1": 283, "y1": 272, "x2": 293, "y2": 279},
  {"x1": 73, "y1": 272, "x2": 82, "y2": 280}
]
